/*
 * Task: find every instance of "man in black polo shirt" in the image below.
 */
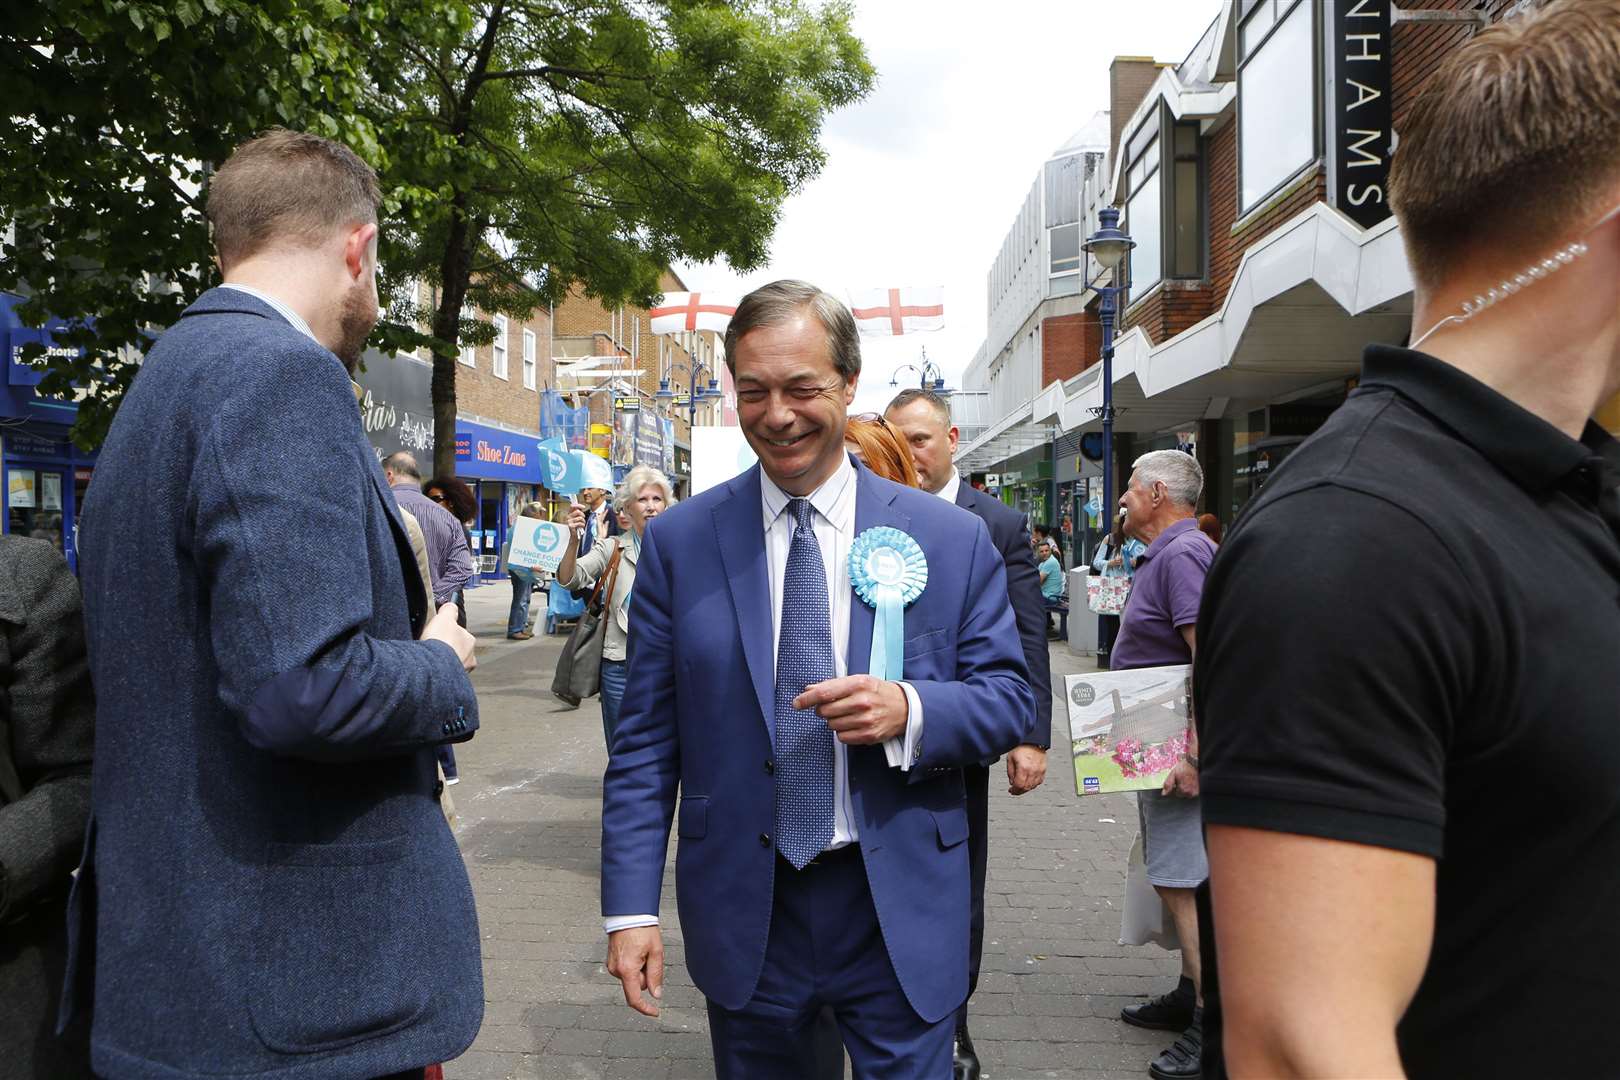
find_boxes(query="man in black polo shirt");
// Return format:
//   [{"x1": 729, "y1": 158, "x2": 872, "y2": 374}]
[{"x1": 1195, "y1": 3, "x2": 1620, "y2": 1077}]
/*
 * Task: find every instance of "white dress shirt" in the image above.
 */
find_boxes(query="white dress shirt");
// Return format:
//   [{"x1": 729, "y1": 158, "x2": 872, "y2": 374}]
[
  {"x1": 604, "y1": 454, "x2": 922, "y2": 935},
  {"x1": 935, "y1": 468, "x2": 961, "y2": 505},
  {"x1": 219, "y1": 283, "x2": 319, "y2": 344}
]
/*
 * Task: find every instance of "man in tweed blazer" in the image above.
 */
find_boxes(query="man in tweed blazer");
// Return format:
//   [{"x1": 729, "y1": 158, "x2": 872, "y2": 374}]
[
  {"x1": 0, "y1": 536, "x2": 94, "y2": 1076},
  {"x1": 71, "y1": 130, "x2": 482, "y2": 1080}
]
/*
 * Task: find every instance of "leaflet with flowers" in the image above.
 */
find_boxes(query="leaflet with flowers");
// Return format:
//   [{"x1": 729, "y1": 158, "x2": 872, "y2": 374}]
[{"x1": 1064, "y1": 666, "x2": 1192, "y2": 796}]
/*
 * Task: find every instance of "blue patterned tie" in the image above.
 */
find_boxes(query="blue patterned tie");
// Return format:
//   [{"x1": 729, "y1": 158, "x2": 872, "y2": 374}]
[{"x1": 774, "y1": 498, "x2": 836, "y2": 869}]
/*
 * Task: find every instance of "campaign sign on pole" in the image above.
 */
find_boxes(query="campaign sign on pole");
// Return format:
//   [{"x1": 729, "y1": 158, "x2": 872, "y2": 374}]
[{"x1": 506, "y1": 518, "x2": 572, "y2": 573}]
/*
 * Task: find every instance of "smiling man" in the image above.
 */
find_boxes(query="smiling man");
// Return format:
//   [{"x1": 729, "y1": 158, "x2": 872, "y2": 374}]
[{"x1": 600, "y1": 280, "x2": 1034, "y2": 1077}]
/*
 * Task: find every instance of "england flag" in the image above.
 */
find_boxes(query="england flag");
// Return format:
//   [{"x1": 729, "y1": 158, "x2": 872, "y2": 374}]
[
  {"x1": 848, "y1": 286, "x2": 946, "y2": 337},
  {"x1": 648, "y1": 291, "x2": 739, "y2": 335}
]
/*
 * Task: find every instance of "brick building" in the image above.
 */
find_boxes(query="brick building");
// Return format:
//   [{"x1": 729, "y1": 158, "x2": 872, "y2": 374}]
[{"x1": 957, "y1": 0, "x2": 1542, "y2": 576}]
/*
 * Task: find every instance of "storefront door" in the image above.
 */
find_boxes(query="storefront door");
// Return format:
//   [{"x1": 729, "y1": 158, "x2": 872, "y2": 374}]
[{"x1": 6, "y1": 464, "x2": 74, "y2": 568}]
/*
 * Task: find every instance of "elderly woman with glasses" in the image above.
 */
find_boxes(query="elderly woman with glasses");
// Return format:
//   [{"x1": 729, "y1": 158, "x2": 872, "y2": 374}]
[{"x1": 556, "y1": 465, "x2": 677, "y2": 749}]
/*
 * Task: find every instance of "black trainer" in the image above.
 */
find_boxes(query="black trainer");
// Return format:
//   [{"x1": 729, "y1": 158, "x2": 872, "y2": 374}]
[
  {"x1": 1121, "y1": 975, "x2": 1196, "y2": 1031},
  {"x1": 1148, "y1": 1007, "x2": 1203, "y2": 1080}
]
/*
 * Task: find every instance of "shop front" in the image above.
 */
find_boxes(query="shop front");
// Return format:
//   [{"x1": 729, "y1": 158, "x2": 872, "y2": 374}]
[
  {"x1": 454, "y1": 417, "x2": 544, "y2": 581},
  {"x1": 1, "y1": 291, "x2": 97, "y2": 571},
  {"x1": 355, "y1": 347, "x2": 435, "y2": 465}
]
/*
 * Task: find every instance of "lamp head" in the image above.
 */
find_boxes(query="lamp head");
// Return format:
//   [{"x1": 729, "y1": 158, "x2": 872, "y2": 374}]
[
  {"x1": 1084, "y1": 206, "x2": 1135, "y2": 271},
  {"x1": 655, "y1": 379, "x2": 675, "y2": 401}
]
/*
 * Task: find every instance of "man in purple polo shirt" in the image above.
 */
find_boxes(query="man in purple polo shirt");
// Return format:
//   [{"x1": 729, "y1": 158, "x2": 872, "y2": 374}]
[{"x1": 1111, "y1": 449, "x2": 1216, "y2": 1080}]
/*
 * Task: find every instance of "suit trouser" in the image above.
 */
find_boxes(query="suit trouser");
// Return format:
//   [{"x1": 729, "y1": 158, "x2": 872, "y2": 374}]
[
  {"x1": 955, "y1": 762, "x2": 991, "y2": 1031},
  {"x1": 707, "y1": 848, "x2": 954, "y2": 1079}
]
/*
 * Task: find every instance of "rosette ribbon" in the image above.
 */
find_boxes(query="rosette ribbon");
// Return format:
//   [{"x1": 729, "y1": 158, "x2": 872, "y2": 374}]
[{"x1": 849, "y1": 527, "x2": 929, "y2": 681}]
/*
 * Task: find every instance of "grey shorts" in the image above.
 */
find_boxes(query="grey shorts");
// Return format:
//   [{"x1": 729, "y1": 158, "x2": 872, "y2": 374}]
[{"x1": 1137, "y1": 790, "x2": 1208, "y2": 888}]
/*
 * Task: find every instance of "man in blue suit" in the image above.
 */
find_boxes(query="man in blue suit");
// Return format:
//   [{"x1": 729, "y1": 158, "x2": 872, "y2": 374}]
[
  {"x1": 72, "y1": 130, "x2": 483, "y2": 1079},
  {"x1": 601, "y1": 280, "x2": 1033, "y2": 1077},
  {"x1": 887, "y1": 387, "x2": 1053, "y2": 1080}
]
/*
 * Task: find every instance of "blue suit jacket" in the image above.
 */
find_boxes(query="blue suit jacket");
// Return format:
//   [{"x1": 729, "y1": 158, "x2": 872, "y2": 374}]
[
  {"x1": 954, "y1": 483, "x2": 1053, "y2": 748},
  {"x1": 70, "y1": 288, "x2": 483, "y2": 1078},
  {"x1": 600, "y1": 458, "x2": 1034, "y2": 1023}
]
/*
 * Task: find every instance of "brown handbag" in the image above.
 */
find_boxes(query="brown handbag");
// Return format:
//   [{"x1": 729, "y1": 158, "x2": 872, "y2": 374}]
[{"x1": 550, "y1": 541, "x2": 622, "y2": 707}]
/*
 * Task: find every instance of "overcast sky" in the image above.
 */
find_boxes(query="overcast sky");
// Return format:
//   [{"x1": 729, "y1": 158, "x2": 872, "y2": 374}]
[{"x1": 675, "y1": 0, "x2": 1226, "y2": 413}]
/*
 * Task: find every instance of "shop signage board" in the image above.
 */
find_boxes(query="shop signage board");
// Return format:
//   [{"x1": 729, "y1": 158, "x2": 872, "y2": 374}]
[
  {"x1": 454, "y1": 418, "x2": 544, "y2": 484},
  {"x1": 354, "y1": 349, "x2": 435, "y2": 463},
  {"x1": 506, "y1": 517, "x2": 572, "y2": 573},
  {"x1": 1333, "y1": 0, "x2": 1393, "y2": 229}
]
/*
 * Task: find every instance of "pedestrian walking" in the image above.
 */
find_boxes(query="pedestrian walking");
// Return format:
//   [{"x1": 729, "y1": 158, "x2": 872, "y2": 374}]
[
  {"x1": 885, "y1": 386, "x2": 1052, "y2": 1080},
  {"x1": 556, "y1": 466, "x2": 675, "y2": 750},
  {"x1": 387, "y1": 454, "x2": 475, "y2": 608},
  {"x1": 601, "y1": 280, "x2": 1033, "y2": 1078},
  {"x1": 72, "y1": 129, "x2": 482, "y2": 1080},
  {"x1": 0, "y1": 536, "x2": 93, "y2": 1077},
  {"x1": 1197, "y1": 5, "x2": 1620, "y2": 1077},
  {"x1": 504, "y1": 501, "x2": 547, "y2": 640},
  {"x1": 1111, "y1": 450, "x2": 1216, "y2": 1080}
]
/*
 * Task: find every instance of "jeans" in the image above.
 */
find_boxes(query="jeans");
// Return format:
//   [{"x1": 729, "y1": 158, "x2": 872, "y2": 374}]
[
  {"x1": 600, "y1": 659, "x2": 627, "y2": 751},
  {"x1": 1044, "y1": 595, "x2": 1068, "y2": 637},
  {"x1": 507, "y1": 571, "x2": 535, "y2": 636}
]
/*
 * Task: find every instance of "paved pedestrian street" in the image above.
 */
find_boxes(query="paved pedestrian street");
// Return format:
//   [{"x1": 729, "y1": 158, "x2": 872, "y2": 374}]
[{"x1": 446, "y1": 583, "x2": 1180, "y2": 1080}]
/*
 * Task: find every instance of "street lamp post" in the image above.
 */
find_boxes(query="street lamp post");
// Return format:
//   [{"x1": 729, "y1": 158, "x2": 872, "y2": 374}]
[
  {"x1": 1082, "y1": 206, "x2": 1134, "y2": 646},
  {"x1": 655, "y1": 360, "x2": 720, "y2": 425},
  {"x1": 888, "y1": 348, "x2": 949, "y2": 394}
]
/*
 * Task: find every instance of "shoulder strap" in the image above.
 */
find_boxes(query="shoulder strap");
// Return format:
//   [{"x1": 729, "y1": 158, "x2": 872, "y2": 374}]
[{"x1": 589, "y1": 540, "x2": 623, "y2": 611}]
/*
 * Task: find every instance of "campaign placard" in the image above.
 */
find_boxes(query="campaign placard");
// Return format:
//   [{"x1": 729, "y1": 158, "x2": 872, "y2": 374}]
[{"x1": 506, "y1": 517, "x2": 572, "y2": 573}]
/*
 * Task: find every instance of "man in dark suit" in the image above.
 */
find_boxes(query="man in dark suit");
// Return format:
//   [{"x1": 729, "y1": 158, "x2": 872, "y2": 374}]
[
  {"x1": 601, "y1": 281, "x2": 1033, "y2": 1077},
  {"x1": 73, "y1": 130, "x2": 482, "y2": 1080},
  {"x1": 0, "y1": 536, "x2": 93, "y2": 1077},
  {"x1": 887, "y1": 388, "x2": 1053, "y2": 1080}
]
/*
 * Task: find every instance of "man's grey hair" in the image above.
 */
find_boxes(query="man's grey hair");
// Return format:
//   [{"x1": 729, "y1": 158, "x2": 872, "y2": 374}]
[
  {"x1": 723, "y1": 279, "x2": 862, "y2": 385},
  {"x1": 1132, "y1": 449, "x2": 1203, "y2": 508},
  {"x1": 519, "y1": 501, "x2": 546, "y2": 519},
  {"x1": 885, "y1": 387, "x2": 952, "y2": 427},
  {"x1": 615, "y1": 466, "x2": 677, "y2": 512},
  {"x1": 382, "y1": 451, "x2": 422, "y2": 483}
]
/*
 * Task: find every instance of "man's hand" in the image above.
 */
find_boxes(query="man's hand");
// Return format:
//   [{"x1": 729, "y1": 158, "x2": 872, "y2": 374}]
[
  {"x1": 1162, "y1": 758, "x2": 1199, "y2": 798},
  {"x1": 422, "y1": 603, "x2": 476, "y2": 672},
  {"x1": 1006, "y1": 744, "x2": 1047, "y2": 795},
  {"x1": 606, "y1": 926, "x2": 664, "y2": 1017},
  {"x1": 795, "y1": 675, "x2": 908, "y2": 745}
]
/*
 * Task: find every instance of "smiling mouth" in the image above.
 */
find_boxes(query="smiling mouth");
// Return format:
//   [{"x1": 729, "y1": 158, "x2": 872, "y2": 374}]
[{"x1": 764, "y1": 432, "x2": 813, "y2": 449}]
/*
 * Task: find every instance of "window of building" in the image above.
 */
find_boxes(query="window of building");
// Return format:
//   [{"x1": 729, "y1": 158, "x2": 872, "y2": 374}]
[
  {"x1": 1049, "y1": 223, "x2": 1081, "y2": 276},
  {"x1": 492, "y1": 315, "x2": 509, "y2": 380},
  {"x1": 1238, "y1": 0, "x2": 1316, "y2": 213},
  {"x1": 458, "y1": 305, "x2": 475, "y2": 367},
  {"x1": 1125, "y1": 102, "x2": 1206, "y2": 301},
  {"x1": 522, "y1": 329, "x2": 537, "y2": 390}
]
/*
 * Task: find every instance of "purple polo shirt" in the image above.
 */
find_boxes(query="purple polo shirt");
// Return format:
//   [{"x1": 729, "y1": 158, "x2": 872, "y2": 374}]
[{"x1": 1110, "y1": 517, "x2": 1216, "y2": 671}]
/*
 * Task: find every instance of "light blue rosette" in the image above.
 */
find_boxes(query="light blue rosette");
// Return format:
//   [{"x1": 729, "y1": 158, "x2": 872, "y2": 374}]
[{"x1": 849, "y1": 527, "x2": 928, "y2": 682}]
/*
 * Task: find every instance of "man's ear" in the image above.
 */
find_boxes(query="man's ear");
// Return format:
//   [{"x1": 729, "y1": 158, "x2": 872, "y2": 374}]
[
  {"x1": 843, "y1": 373, "x2": 859, "y2": 406},
  {"x1": 344, "y1": 223, "x2": 378, "y2": 281}
]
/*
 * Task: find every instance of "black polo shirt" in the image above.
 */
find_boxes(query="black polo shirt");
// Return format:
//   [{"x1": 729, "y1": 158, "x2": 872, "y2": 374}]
[{"x1": 1195, "y1": 345, "x2": 1620, "y2": 1079}]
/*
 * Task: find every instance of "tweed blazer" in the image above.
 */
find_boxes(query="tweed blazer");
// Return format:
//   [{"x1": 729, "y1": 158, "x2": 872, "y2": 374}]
[
  {"x1": 0, "y1": 535, "x2": 94, "y2": 1076},
  {"x1": 71, "y1": 287, "x2": 482, "y2": 1079}
]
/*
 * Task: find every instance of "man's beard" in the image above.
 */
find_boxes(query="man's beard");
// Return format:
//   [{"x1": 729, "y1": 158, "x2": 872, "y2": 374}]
[{"x1": 333, "y1": 284, "x2": 377, "y2": 375}]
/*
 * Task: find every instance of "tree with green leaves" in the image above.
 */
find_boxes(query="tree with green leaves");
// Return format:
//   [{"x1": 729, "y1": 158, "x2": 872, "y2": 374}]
[
  {"x1": 0, "y1": 0, "x2": 383, "y2": 448},
  {"x1": 366, "y1": 0, "x2": 874, "y2": 478},
  {"x1": 2, "y1": 0, "x2": 874, "y2": 469}
]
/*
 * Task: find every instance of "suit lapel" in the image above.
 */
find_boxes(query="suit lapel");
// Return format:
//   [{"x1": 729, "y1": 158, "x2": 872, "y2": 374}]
[
  {"x1": 713, "y1": 467, "x2": 777, "y2": 739},
  {"x1": 847, "y1": 462, "x2": 911, "y2": 677}
]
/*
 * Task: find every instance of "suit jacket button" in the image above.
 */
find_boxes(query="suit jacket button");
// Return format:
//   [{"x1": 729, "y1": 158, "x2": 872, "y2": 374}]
[
  {"x1": 759, "y1": 833, "x2": 771, "y2": 848},
  {"x1": 764, "y1": 759, "x2": 775, "y2": 775},
  {"x1": 442, "y1": 722, "x2": 453, "y2": 735}
]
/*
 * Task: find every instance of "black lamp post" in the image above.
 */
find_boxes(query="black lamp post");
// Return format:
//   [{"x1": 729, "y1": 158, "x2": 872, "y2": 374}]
[{"x1": 1082, "y1": 206, "x2": 1134, "y2": 653}]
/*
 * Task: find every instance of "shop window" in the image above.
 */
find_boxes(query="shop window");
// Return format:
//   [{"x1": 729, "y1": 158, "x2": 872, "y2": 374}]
[
  {"x1": 1238, "y1": 0, "x2": 1317, "y2": 213},
  {"x1": 523, "y1": 329, "x2": 537, "y2": 390},
  {"x1": 492, "y1": 315, "x2": 509, "y2": 380}
]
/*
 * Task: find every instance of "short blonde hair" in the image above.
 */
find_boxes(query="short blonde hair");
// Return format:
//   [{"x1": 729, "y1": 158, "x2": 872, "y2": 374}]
[
  {"x1": 1389, "y1": 1, "x2": 1620, "y2": 289},
  {"x1": 615, "y1": 466, "x2": 676, "y2": 512}
]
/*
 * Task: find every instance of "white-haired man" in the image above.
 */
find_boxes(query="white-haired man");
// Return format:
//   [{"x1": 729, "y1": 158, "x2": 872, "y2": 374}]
[{"x1": 1113, "y1": 448, "x2": 1216, "y2": 1080}]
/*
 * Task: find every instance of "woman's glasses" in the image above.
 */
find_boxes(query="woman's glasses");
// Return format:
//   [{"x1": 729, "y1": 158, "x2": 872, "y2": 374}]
[{"x1": 848, "y1": 411, "x2": 890, "y2": 429}]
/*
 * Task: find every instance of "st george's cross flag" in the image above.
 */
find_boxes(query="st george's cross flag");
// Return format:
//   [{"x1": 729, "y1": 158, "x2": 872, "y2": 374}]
[
  {"x1": 648, "y1": 291, "x2": 739, "y2": 335},
  {"x1": 848, "y1": 286, "x2": 945, "y2": 337}
]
